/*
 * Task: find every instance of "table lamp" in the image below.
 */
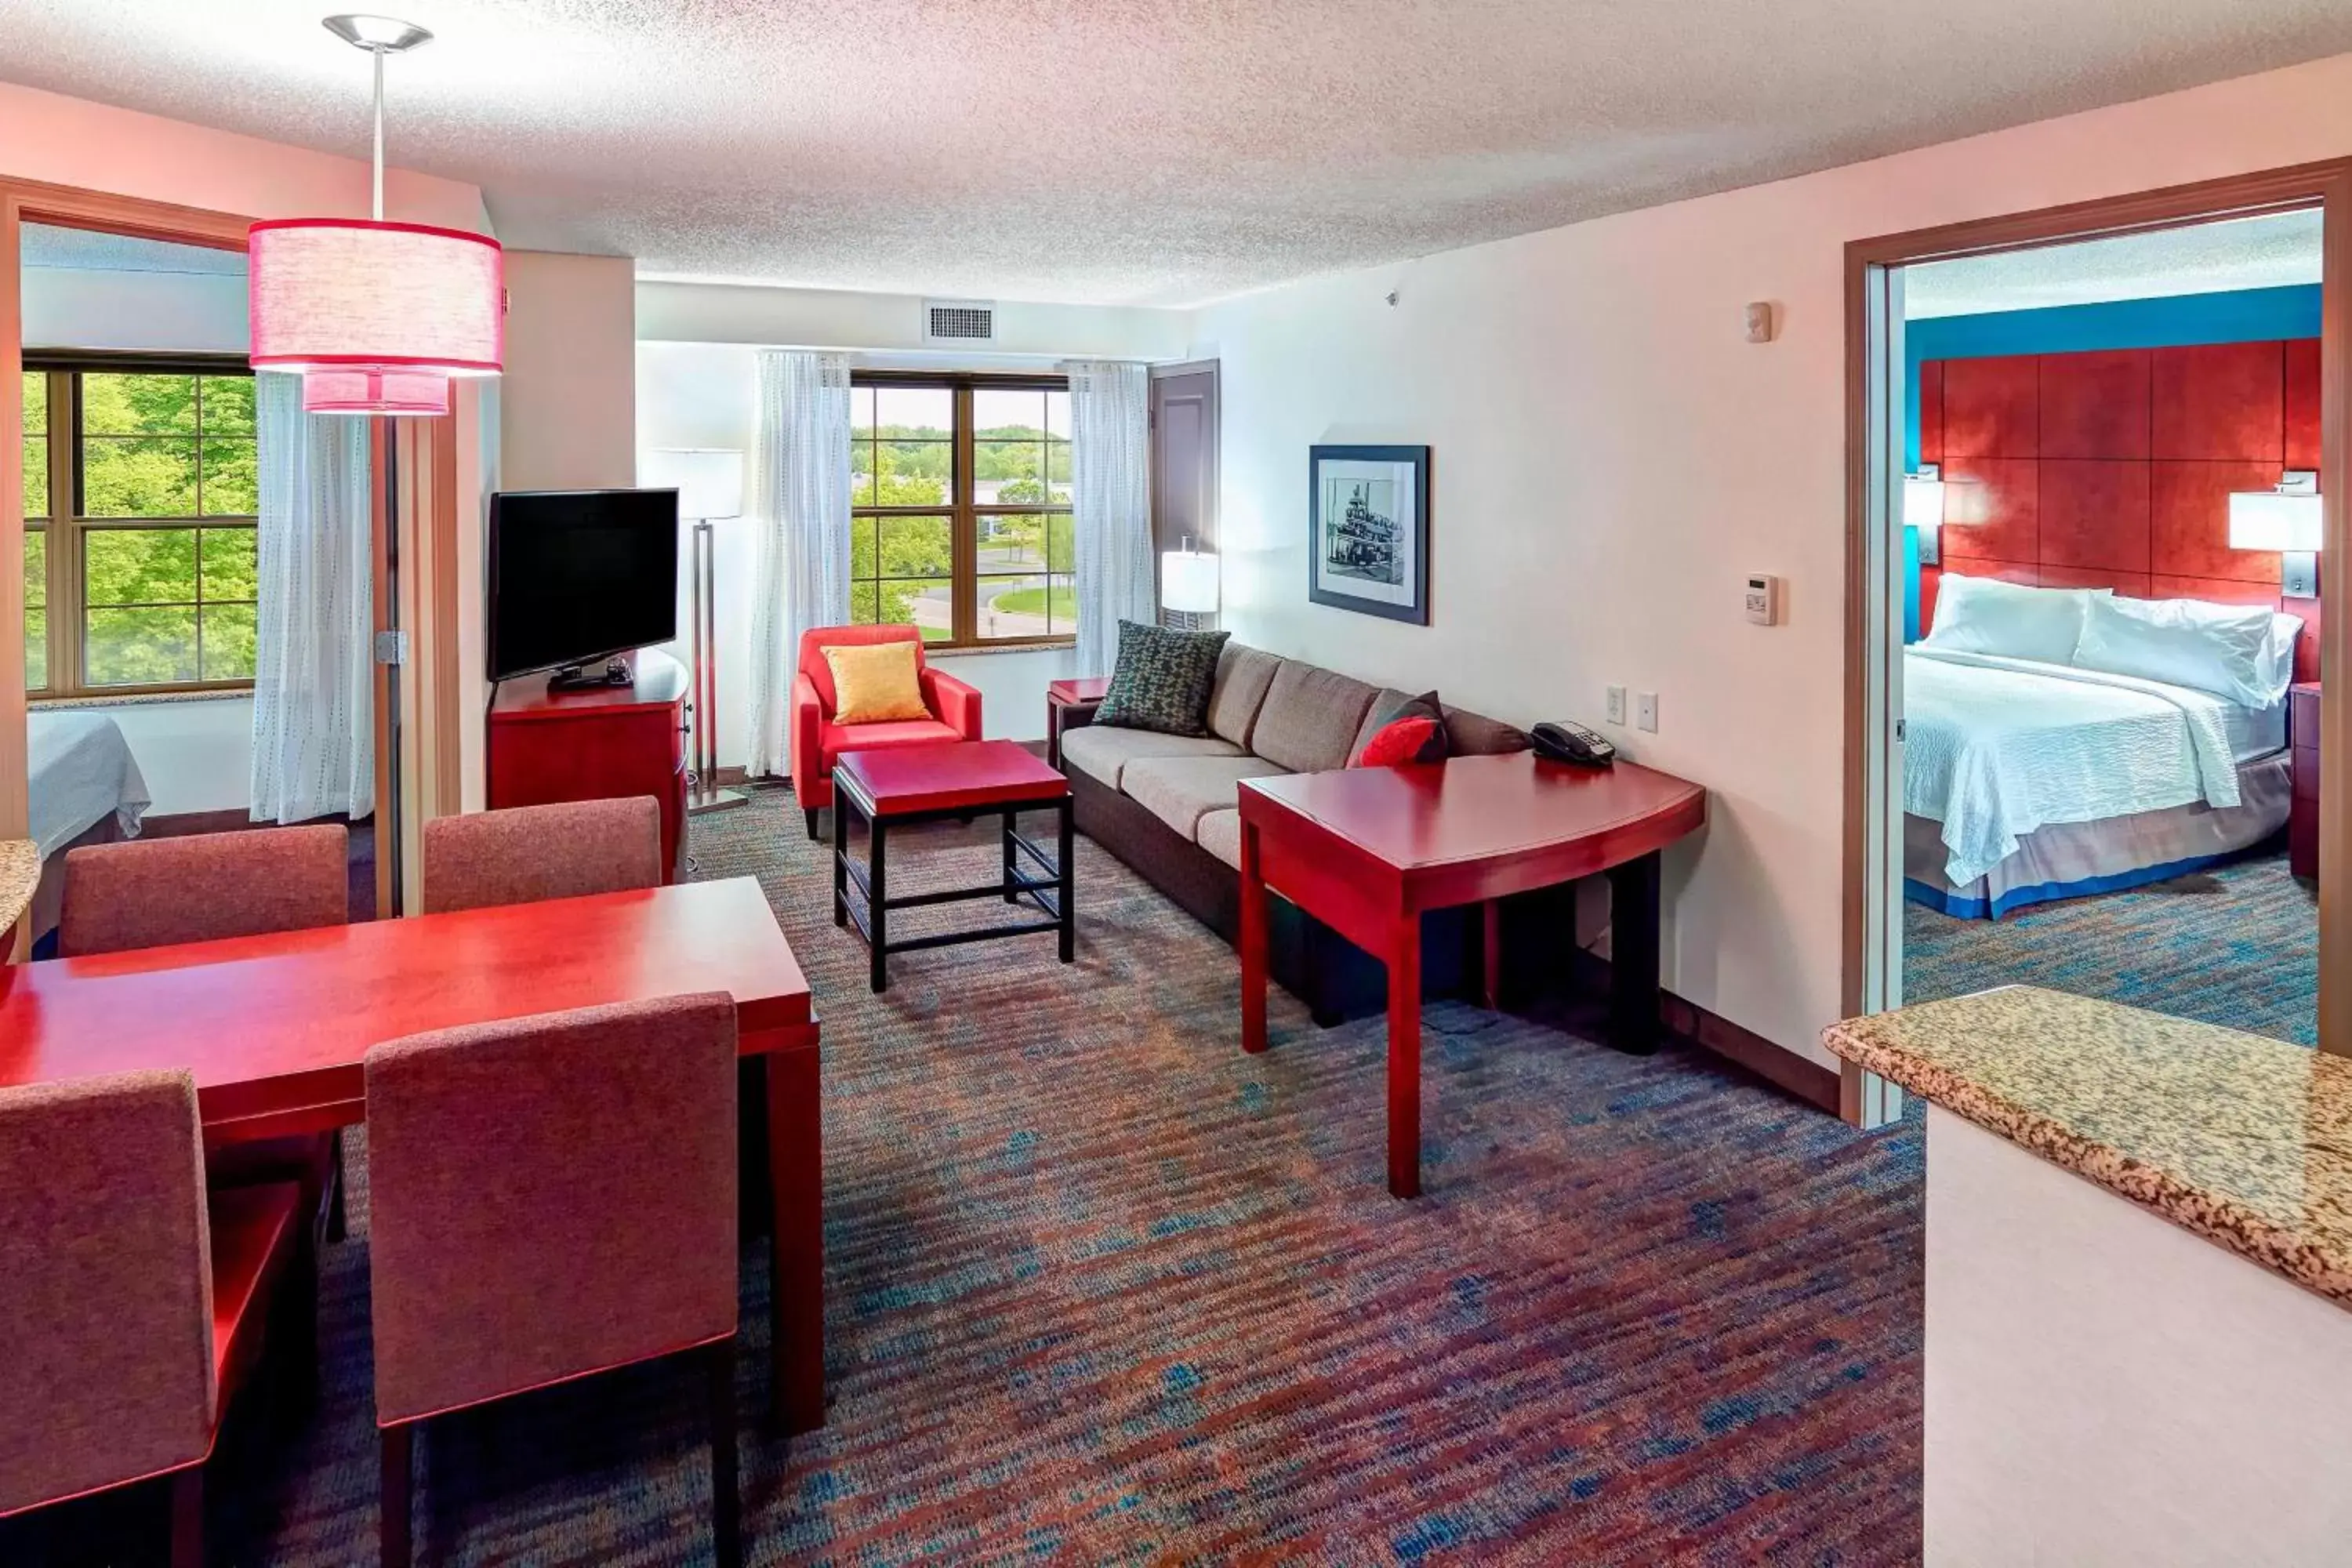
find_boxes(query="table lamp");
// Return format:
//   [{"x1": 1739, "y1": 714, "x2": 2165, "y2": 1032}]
[
  {"x1": 2229, "y1": 471, "x2": 2322, "y2": 598},
  {"x1": 643, "y1": 447, "x2": 747, "y2": 812},
  {"x1": 1160, "y1": 539, "x2": 1219, "y2": 630}
]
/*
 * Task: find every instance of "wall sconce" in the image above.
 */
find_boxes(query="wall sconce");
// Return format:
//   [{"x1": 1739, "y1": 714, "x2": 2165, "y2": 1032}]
[
  {"x1": 2229, "y1": 470, "x2": 2322, "y2": 597},
  {"x1": 1905, "y1": 463, "x2": 1945, "y2": 566},
  {"x1": 1160, "y1": 538, "x2": 1219, "y2": 630}
]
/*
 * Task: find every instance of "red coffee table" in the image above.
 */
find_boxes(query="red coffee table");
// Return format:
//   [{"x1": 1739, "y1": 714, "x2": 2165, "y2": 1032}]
[
  {"x1": 1237, "y1": 751, "x2": 1707, "y2": 1198},
  {"x1": 833, "y1": 740, "x2": 1074, "y2": 992}
]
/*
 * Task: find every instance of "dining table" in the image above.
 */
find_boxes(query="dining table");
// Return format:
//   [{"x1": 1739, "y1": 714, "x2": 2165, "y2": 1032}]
[{"x1": 0, "y1": 873, "x2": 827, "y2": 1433}]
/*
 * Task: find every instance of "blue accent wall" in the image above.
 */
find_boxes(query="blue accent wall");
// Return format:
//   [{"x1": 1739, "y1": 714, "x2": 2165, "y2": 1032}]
[{"x1": 1900, "y1": 284, "x2": 2321, "y2": 641}]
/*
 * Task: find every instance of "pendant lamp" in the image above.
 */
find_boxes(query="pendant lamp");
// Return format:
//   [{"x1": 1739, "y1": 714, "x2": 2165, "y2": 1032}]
[{"x1": 248, "y1": 15, "x2": 503, "y2": 416}]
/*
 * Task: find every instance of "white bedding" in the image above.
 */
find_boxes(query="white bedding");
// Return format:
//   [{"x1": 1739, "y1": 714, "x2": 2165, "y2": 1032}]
[
  {"x1": 28, "y1": 712, "x2": 152, "y2": 858},
  {"x1": 1904, "y1": 648, "x2": 2278, "y2": 886}
]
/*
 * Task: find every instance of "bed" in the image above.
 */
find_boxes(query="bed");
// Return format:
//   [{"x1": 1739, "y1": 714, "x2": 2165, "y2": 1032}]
[
  {"x1": 27, "y1": 711, "x2": 153, "y2": 942},
  {"x1": 1904, "y1": 576, "x2": 2298, "y2": 919}
]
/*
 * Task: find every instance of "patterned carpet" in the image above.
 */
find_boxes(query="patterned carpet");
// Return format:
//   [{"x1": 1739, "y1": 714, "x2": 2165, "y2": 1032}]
[
  {"x1": 12, "y1": 788, "x2": 1925, "y2": 1566},
  {"x1": 1904, "y1": 851, "x2": 2317, "y2": 1047}
]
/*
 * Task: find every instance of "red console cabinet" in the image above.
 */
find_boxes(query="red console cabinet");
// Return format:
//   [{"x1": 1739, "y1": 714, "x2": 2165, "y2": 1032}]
[{"x1": 487, "y1": 648, "x2": 691, "y2": 881}]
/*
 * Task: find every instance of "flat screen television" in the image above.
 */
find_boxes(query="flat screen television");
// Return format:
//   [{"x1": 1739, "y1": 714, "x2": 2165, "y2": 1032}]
[{"x1": 487, "y1": 488, "x2": 679, "y2": 684}]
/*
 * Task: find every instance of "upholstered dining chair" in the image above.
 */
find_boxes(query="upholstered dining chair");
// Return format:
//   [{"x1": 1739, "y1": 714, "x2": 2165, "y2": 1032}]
[
  {"x1": 0, "y1": 1069, "x2": 308, "y2": 1568},
  {"x1": 792, "y1": 623, "x2": 982, "y2": 838},
  {"x1": 366, "y1": 993, "x2": 743, "y2": 1568},
  {"x1": 60, "y1": 822, "x2": 352, "y2": 1244},
  {"x1": 420, "y1": 796, "x2": 665, "y2": 913}
]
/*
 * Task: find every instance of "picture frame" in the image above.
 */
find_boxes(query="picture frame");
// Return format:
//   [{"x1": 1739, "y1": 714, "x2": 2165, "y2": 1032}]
[{"x1": 1307, "y1": 444, "x2": 1429, "y2": 625}]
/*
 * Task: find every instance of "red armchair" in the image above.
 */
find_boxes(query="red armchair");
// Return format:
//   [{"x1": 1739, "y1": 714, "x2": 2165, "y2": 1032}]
[{"x1": 792, "y1": 625, "x2": 982, "y2": 837}]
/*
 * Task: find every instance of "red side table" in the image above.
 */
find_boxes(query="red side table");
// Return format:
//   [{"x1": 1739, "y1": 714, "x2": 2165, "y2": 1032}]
[{"x1": 1047, "y1": 676, "x2": 1111, "y2": 771}]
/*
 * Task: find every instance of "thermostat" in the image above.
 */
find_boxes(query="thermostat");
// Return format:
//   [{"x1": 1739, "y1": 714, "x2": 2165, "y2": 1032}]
[{"x1": 1744, "y1": 574, "x2": 1782, "y2": 626}]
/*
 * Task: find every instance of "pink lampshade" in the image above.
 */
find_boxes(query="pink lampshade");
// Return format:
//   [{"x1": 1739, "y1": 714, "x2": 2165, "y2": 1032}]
[{"x1": 248, "y1": 218, "x2": 505, "y2": 416}]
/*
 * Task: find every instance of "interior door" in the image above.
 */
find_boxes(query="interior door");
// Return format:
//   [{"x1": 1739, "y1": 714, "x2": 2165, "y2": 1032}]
[{"x1": 1150, "y1": 361, "x2": 1218, "y2": 621}]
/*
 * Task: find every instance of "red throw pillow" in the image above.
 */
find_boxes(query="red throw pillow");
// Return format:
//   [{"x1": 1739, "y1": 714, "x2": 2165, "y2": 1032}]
[{"x1": 1355, "y1": 716, "x2": 1443, "y2": 767}]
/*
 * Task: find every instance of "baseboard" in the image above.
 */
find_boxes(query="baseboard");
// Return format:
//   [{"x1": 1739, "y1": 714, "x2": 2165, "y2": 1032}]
[{"x1": 1660, "y1": 989, "x2": 1841, "y2": 1114}]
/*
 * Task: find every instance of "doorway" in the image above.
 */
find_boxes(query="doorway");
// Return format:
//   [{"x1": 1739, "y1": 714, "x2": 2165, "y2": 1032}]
[{"x1": 1842, "y1": 162, "x2": 2352, "y2": 1123}]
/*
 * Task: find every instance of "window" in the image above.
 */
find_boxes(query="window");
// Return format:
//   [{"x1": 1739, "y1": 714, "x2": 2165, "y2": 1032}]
[
  {"x1": 850, "y1": 374, "x2": 1075, "y2": 646},
  {"x1": 23, "y1": 362, "x2": 259, "y2": 697}
]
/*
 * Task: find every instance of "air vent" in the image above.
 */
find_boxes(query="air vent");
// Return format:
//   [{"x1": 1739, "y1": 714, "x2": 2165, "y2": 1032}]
[{"x1": 924, "y1": 299, "x2": 996, "y2": 344}]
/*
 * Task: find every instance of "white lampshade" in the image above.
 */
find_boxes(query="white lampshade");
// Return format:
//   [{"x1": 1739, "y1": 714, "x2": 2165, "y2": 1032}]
[
  {"x1": 2229, "y1": 488, "x2": 2324, "y2": 553},
  {"x1": 1161, "y1": 549, "x2": 1220, "y2": 613},
  {"x1": 642, "y1": 448, "x2": 745, "y2": 521},
  {"x1": 1903, "y1": 474, "x2": 1945, "y2": 532},
  {"x1": 248, "y1": 219, "x2": 505, "y2": 416}
]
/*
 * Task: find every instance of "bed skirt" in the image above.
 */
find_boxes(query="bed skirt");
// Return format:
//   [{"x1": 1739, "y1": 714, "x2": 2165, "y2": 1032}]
[{"x1": 1905, "y1": 751, "x2": 2292, "y2": 920}]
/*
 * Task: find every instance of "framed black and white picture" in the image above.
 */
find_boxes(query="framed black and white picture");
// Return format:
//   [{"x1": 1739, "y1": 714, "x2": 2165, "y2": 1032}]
[{"x1": 1307, "y1": 445, "x2": 1429, "y2": 624}]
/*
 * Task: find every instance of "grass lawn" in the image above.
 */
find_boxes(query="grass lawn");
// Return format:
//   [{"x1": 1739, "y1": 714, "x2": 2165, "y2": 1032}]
[{"x1": 989, "y1": 585, "x2": 1076, "y2": 620}]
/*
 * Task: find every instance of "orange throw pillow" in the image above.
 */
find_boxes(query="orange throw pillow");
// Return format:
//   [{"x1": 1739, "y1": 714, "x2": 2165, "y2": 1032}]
[{"x1": 823, "y1": 641, "x2": 930, "y2": 724}]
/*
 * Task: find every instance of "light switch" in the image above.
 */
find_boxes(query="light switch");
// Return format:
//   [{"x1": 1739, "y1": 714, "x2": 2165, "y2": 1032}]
[{"x1": 1606, "y1": 685, "x2": 1627, "y2": 725}]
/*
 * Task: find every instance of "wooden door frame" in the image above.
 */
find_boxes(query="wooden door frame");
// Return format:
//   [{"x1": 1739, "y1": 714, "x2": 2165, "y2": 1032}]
[{"x1": 1842, "y1": 158, "x2": 2352, "y2": 1106}]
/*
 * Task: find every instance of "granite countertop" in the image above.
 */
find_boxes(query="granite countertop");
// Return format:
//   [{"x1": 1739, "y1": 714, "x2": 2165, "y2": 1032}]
[
  {"x1": 0, "y1": 838, "x2": 36, "y2": 942},
  {"x1": 1823, "y1": 985, "x2": 2352, "y2": 1308}
]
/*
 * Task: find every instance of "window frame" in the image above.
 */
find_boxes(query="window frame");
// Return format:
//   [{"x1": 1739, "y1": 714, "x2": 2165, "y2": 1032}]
[
  {"x1": 852, "y1": 369, "x2": 1076, "y2": 650},
  {"x1": 24, "y1": 351, "x2": 260, "y2": 701}
]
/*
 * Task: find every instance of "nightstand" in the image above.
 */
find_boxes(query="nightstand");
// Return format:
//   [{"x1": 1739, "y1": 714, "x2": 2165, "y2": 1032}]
[
  {"x1": 2290, "y1": 681, "x2": 2320, "y2": 882},
  {"x1": 1047, "y1": 677, "x2": 1110, "y2": 771}
]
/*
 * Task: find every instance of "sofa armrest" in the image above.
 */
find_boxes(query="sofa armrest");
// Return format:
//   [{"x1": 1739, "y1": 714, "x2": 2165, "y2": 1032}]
[
  {"x1": 791, "y1": 672, "x2": 826, "y2": 788},
  {"x1": 922, "y1": 668, "x2": 984, "y2": 739}
]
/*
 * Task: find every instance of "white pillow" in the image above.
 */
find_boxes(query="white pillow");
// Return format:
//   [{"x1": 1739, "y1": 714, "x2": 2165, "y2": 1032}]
[
  {"x1": 2260, "y1": 612, "x2": 2304, "y2": 707},
  {"x1": 2071, "y1": 594, "x2": 2278, "y2": 706},
  {"x1": 1926, "y1": 573, "x2": 2107, "y2": 666}
]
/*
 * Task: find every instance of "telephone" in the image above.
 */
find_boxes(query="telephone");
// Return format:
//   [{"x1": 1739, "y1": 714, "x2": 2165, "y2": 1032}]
[{"x1": 1531, "y1": 720, "x2": 1616, "y2": 768}]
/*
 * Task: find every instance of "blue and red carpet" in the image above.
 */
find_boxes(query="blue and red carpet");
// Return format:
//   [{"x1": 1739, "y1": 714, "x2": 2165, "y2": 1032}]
[{"x1": 16, "y1": 790, "x2": 1924, "y2": 1564}]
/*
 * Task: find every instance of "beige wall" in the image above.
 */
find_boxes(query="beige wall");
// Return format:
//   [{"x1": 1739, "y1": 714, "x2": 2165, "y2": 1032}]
[
  {"x1": 500, "y1": 250, "x2": 639, "y2": 492},
  {"x1": 1191, "y1": 51, "x2": 2352, "y2": 1068}
]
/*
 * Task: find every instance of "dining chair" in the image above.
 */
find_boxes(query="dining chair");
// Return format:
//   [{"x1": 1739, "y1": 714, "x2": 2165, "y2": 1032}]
[
  {"x1": 0, "y1": 1069, "x2": 309, "y2": 1568},
  {"x1": 60, "y1": 822, "x2": 353, "y2": 1244},
  {"x1": 367, "y1": 993, "x2": 742, "y2": 1568},
  {"x1": 419, "y1": 796, "x2": 665, "y2": 914}
]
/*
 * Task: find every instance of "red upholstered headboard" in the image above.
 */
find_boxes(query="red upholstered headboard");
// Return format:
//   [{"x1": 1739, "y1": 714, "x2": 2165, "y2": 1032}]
[{"x1": 1920, "y1": 338, "x2": 2323, "y2": 683}]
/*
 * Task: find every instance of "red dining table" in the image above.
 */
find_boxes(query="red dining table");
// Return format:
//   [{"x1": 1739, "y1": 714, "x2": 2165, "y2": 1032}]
[{"x1": 0, "y1": 875, "x2": 827, "y2": 1434}]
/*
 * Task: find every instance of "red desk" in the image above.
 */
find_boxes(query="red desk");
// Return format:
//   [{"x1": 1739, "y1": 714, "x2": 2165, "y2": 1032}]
[
  {"x1": 1238, "y1": 752, "x2": 1707, "y2": 1197},
  {"x1": 0, "y1": 876, "x2": 827, "y2": 1433}
]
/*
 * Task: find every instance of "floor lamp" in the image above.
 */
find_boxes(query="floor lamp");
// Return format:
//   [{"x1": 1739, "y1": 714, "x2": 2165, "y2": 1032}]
[{"x1": 644, "y1": 447, "x2": 749, "y2": 813}]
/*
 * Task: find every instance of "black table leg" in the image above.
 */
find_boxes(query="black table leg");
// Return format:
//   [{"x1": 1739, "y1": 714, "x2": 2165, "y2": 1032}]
[
  {"x1": 868, "y1": 816, "x2": 889, "y2": 993},
  {"x1": 1003, "y1": 809, "x2": 1019, "y2": 903},
  {"x1": 1058, "y1": 796, "x2": 1075, "y2": 964},
  {"x1": 1606, "y1": 850, "x2": 1662, "y2": 1055},
  {"x1": 832, "y1": 787, "x2": 849, "y2": 928}
]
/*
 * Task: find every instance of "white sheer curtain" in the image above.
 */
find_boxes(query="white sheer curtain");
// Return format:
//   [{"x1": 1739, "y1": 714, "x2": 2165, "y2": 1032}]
[
  {"x1": 1067, "y1": 360, "x2": 1154, "y2": 677},
  {"x1": 744, "y1": 349, "x2": 854, "y2": 779},
  {"x1": 249, "y1": 372, "x2": 375, "y2": 824}
]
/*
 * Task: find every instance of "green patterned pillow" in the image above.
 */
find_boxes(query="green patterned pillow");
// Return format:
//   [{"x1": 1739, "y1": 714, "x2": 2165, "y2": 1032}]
[{"x1": 1095, "y1": 620, "x2": 1232, "y2": 737}]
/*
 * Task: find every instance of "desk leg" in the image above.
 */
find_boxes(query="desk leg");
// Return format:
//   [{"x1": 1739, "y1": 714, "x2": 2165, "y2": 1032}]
[
  {"x1": 1388, "y1": 913, "x2": 1423, "y2": 1200},
  {"x1": 1606, "y1": 851, "x2": 1663, "y2": 1055},
  {"x1": 1479, "y1": 898, "x2": 1504, "y2": 1010},
  {"x1": 766, "y1": 1049, "x2": 825, "y2": 1435},
  {"x1": 1240, "y1": 818, "x2": 1269, "y2": 1054}
]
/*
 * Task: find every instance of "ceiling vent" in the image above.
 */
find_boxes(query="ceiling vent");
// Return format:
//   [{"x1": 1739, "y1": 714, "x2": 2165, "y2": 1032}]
[{"x1": 924, "y1": 299, "x2": 996, "y2": 344}]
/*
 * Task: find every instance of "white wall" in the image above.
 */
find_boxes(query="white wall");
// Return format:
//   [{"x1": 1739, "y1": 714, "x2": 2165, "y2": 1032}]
[
  {"x1": 501, "y1": 252, "x2": 638, "y2": 492},
  {"x1": 1192, "y1": 50, "x2": 2352, "y2": 1067},
  {"x1": 638, "y1": 281, "x2": 1188, "y2": 360}
]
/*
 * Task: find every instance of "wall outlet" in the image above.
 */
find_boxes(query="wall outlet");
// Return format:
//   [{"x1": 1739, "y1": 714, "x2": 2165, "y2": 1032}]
[
  {"x1": 1635, "y1": 691, "x2": 1659, "y2": 733},
  {"x1": 1606, "y1": 684, "x2": 1628, "y2": 725}
]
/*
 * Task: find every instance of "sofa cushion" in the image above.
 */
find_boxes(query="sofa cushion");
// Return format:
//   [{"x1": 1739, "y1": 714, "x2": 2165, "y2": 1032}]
[
  {"x1": 1350, "y1": 688, "x2": 1447, "y2": 764},
  {"x1": 1059, "y1": 724, "x2": 1243, "y2": 791},
  {"x1": 1443, "y1": 705, "x2": 1531, "y2": 757},
  {"x1": 1096, "y1": 620, "x2": 1231, "y2": 736},
  {"x1": 1195, "y1": 808, "x2": 1242, "y2": 869},
  {"x1": 1122, "y1": 754, "x2": 1292, "y2": 838},
  {"x1": 1206, "y1": 644, "x2": 1283, "y2": 748},
  {"x1": 1250, "y1": 661, "x2": 1381, "y2": 775}
]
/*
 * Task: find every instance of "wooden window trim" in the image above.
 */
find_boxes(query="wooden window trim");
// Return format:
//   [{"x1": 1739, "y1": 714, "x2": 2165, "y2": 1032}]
[
  {"x1": 851, "y1": 370, "x2": 1076, "y2": 652},
  {"x1": 24, "y1": 356, "x2": 260, "y2": 702}
]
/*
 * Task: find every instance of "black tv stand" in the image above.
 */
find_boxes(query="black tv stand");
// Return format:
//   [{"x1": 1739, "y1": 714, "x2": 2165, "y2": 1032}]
[{"x1": 546, "y1": 656, "x2": 635, "y2": 693}]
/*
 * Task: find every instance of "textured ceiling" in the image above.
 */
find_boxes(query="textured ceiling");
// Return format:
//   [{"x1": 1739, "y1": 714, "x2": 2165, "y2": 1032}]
[
  {"x1": 1906, "y1": 209, "x2": 2321, "y2": 318},
  {"x1": 2, "y1": 2, "x2": 2350, "y2": 307}
]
